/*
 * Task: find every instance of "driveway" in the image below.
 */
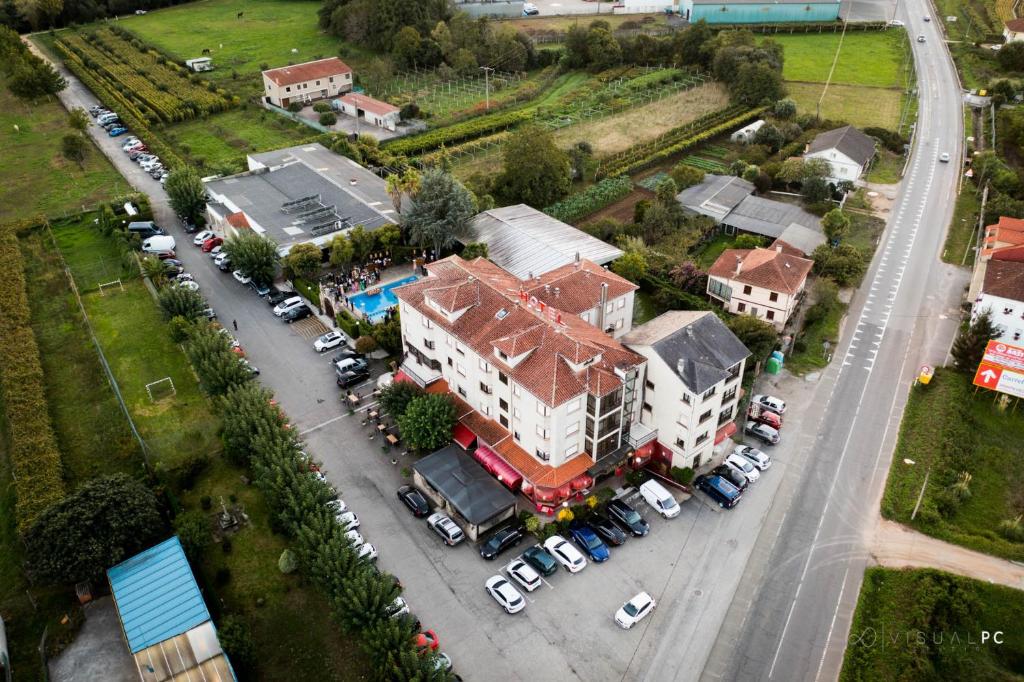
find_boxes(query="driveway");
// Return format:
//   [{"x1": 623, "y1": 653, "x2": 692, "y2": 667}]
[{"x1": 48, "y1": 597, "x2": 137, "y2": 682}]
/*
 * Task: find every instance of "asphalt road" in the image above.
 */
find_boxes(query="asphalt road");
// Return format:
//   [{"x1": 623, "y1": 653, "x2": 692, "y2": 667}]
[{"x1": 700, "y1": 6, "x2": 969, "y2": 682}]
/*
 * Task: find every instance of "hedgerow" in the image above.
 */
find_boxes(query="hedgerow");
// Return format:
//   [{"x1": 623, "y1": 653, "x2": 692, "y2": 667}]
[
  {"x1": 0, "y1": 225, "x2": 67, "y2": 534},
  {"x1": 384, "y1": 108, "x2": 534, "y2": 156},
  {"x1": 544, "y1": 177, "x2": 633, "y2": 224}
]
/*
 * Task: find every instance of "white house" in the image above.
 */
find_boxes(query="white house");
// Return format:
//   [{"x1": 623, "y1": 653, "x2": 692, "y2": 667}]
[
  {"x1": 261, "y1": 57, "x2": 353, "y2": 108},
  {"x1": 730, "y1": 119, "x2": 766, "y2": 143},
  {"x1": 706, "y1": 241, "x2": 814, "y2": 330},
  {"x1": 1005, "y1": 18, "x2": 1024, "y2": 42},
  {"x1": 336, "y1": 93, "x2": 401, "y2": 131},
  {"x1": 972, "y1": 259, "x2": 1024, "y2": 344},
  {"x1": 804, "y1": 125, "x2": 876, "y2": 184},
  {"x1": 185, "y1": 57, "x2": 212, "y2": 72},
  {"x1": 622, "y1": 311, "x2": 750, "y2": 471}
]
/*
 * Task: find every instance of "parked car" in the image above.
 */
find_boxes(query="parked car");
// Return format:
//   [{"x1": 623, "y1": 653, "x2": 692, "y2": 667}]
[
  {"x1": 208, "y1": 245, "x2": 223, "y2": 258},
  {"x1": 135, "y1": 154, "x2": 157, "y2": 166},
  {"x1": 397, "y1": 485, "x2": 430, "y2": 517},
  {"x1": 283, "y1": 305, "x2": 312, "y2": 324},
  {"x1": 726, "y1": 453, "x2": 760, "y2": 483},
  {"x1": 414, "y1": 630, "x2": 439, "y2": 654},
  {"x1": 344, "y1": 529, "x2": 364, "y2": 547},
  {"x1": 358, "y1": 543, "x2": 378, "y2": 562},
  {"x1": 385, "y1": 596, "x2": 410, "y2": 618},
  {"x1": 427, "y1": 512, "x2": 465, "y2": 546},
  {"x1": 568, "y1": 523, "x2": 610, "y2": 562},
  {"x1": 336, "y1": 367, "x2": 370, "y2": 389},
  {"x1": 325, "y1": 498, "x2": 347, "y2": 515},
  {"x1": 232, "y1": 270, "x2": 252, "y2": 285},
  {"x1": 148, "y1": 166, "x2": 165, "y2": 179},
  {"x1": 314, "y1": 331, "x2": 346, "y2": 353},
  {"x1": 127, "y1": 149, "x2": 149, "y2": 161},
  {"x1": 128, "y1": 220, "x2": 164, "y2": 239},
  {"x1": 615, "y1": 591, "x2": 656, "y2": 629},
  {"x1": 485, "y1": 575, "x2": 526, "y2": 614},
  {"x1": 606, "y1": 498, "x2": 650, "y2": 537},
  {"x1": 217, "y1": 255, "x2": 232, "y2": 272},
  {"x1": 734, "y1": 444, "x2": 772, "y2": 470},
  {"x1": 331, "y1": 349, "x2": 365, "y2": 365},
  {"x1": 432, "y1": 653, "x2": 453, "y2": 674},
  {"x1": 543, "y1": 535, "x2": 587, "y2": 573},
  {"x1": 108, "y1": 126, "x2": 128, "y2": 136},
  {"x1": 479, "y1": 526, "x2": 524, "y2": 560},
  {"x1": 267, "y1": 289, "x2": 293, "y2": 306},
  {"x1": 273, "y1": 296, "x2": 304, "y2": 317},
  {"x1": 140, "y1": 157, "x2": 162, "y2": 172},
  {"x1": 249, "y1": 280, "x2": 271, "y2": 297},
  {"x1": 748, "y1": 403, "x2": 782, "y2": 430},
  {"x1": 193, "y1": 230, "x2": 215, "y2": 246},
  {"x1": 712, "y1": 464, "x2": 749, "y2": 492},
  {"x1": 590, "y1": 515, "x2": 628, "y2": 546},
  {"x1": 141, "y1": 235, "x2": 176, "y2": 254},
  {"x1": 201, "y1": 236, "x2": 224, "y2": 252},
  {"x1": 752, "y1": 394, "x2": 786, "y2": 415},
  {"x1": 745, "y1": 422, "x2": 780, "y2": 445},
  {"x1": 639, "y1": 480, "x2": 681, "y2": 519},
  {"x1": 506, "y1": 558, "x2": 542, "y2": 592},
  {"x1": 336, "y1": 356, "x2": 368, "y2": 374},
  {"x1": 335, "y1": 511, "x2": 360, "y2": 530},
  {"x1": 694, "y1": 474, "x2": 742, "y2": 509},
  {"x1": 521, "y1": 545, "x2": 558, "y2": 577}
]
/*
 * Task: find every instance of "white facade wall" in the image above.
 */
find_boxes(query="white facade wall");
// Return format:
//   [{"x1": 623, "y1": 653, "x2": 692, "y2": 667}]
[
  {"x1": 338, "y1": 101, "x2": 400, "y2": 131},
  {"x1": 578, "y1": 291, "x2": 635, "y2": 338},
  {"x1": 804, "y1": 149, "x2": 864, "y2": 183},
  {"x1": 262, "y1": 70, "x2": 352, "y2": 107},
  {"x1": 1004, "y1": 28, "x2": 1024, "y2": 43},
  {"x1": 973, "y1": 293, "x2": 1024, "y2": 343},
  {"x1": 707, "y1": 276, "x2": 804, "y2": 331}
]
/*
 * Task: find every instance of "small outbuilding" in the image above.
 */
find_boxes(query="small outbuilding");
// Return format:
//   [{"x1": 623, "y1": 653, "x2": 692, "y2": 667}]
[
  {"x1": 1005, "y1": 18, "x2": 1024, "y2": 43},
  {"x1": 730, "y1": 119, "x2": 765, "y2": 143},
  {"x1": 185, "y1": 57, "x2": 213, "y2": 73},
  {"x1": 412, "y1": 444, "x2": 517, "y2": 541},
  {"x1": 336, "y1": 93, "x2": 401, "y2": 131}
]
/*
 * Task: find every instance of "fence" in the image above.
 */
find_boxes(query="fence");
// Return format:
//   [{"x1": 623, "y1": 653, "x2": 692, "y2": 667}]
[{"x1": 261, "y1": 101, "x2": 332, "y2": 134}]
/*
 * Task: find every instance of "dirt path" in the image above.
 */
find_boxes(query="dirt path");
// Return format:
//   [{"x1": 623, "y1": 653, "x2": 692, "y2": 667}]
[{"x1": 869, "y1": 518, "x2": 1024, "y2": 589}]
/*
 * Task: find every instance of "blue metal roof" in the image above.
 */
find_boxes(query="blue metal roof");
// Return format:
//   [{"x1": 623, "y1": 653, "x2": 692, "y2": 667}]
[{"x1": 107, "y1": 536, "x2": 211, "y2": 654}]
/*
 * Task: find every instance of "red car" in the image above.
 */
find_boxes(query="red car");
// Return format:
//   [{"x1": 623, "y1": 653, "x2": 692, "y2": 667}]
[
  {"x1": 747, "y1": 404, "x2": 782, "y2": 430},
  {"x1": 155, "y1": 250, "x2": 177, "y2": 260},
  {"x1": 201, "y1": 236, "x2": 224, "y2": 252},
  {"x1": 414, "y1": 630, "x2": 439, "y2": 654}
]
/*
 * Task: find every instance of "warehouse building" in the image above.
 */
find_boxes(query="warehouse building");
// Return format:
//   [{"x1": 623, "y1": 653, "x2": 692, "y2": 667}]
[{"x1": 655, "y1": 0, "x2": 842, "y2": 23}]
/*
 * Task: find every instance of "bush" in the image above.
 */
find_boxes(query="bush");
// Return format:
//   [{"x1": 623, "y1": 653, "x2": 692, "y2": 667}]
[
  {"x1": 670, "y1": 466, "x2": 695, "y2": 486},
  {"x1": 166, "y1": 452, "x2": 211, "y2": 490},
  {"x1": 288, "y1": 101, "x2": 303, "y2": 112},
  {"x1": 174, "y1": 510, "x2": 211, "y2": 560},
  {"x1": 544, "y1": 177, "x2": 633, "y2": 224},
  {"x1": 168, "y1": 315, "x2": 193, "y2": 342},
  {"x1": 217, "y1": 615, "x2": 256, "y2": 671},
  {"x1": 625, "y1": 469, "x2": 647, "y2": 488},
  {"x1": 215, "y1": 567, "x2": 232, "y2": 587},
  {"x1": 313, "y1": 102, "x2": 332, "y2": 113},
  {"x1": 354, "y1": 335, "x2": 378, "y2": 354},
  {"x1": 318, "y1": 112, "x2": 337, "y2": 126}
]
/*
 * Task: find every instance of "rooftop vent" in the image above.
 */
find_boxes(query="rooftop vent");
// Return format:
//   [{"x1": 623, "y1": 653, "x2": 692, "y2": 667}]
[{"x1": 496, "y1": 308, "x2": 509, "y2": 320}]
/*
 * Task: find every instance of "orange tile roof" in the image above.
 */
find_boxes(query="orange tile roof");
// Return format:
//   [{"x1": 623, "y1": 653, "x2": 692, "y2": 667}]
[
  {"x1": 708, "y1": 246, "x2": 813, "y2": 295},
  {"x1": 226, "y1": 211, "x2": 250, "y2": 229},
  {"x1": 493, "y1": 439, "x2": 595, "y2": 489},
  {"x1": 991, "y1": 244, "x2": 1024, "y2": 262},
  {"x1": 524, "y1": 260, "x2": 637, "y2": 315},
  {"x1": 263, "y1": 57, "x2": 351, "y2": 87},
  {"x1": 769, "y1": 239, "x2": 805, "y2": 258}
]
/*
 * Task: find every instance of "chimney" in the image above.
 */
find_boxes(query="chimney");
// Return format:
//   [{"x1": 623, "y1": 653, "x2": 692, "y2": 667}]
[
  {"x1": 544, "y1": 284, "x2": 550, "y2": 293},
  {"x1": 554, "y1": 287, "x2": 560, "y2": 298},
  {"x1": 735, "y1": 256, "x2": 743, "y2": 277},
  {"x1": 776, "y1": 244, "x2": 783, "y2": 253},
  {"x1": 597, "y1": 282, "x2": 609, "y2": 330}
]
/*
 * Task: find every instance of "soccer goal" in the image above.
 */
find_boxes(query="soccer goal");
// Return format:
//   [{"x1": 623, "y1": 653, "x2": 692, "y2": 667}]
[
  {"x1": 98, "y1": 279, "x2": 124, "y2": 296},
  {"x1": 146, "y1": 377, "x2": 176, "y2": 402}
]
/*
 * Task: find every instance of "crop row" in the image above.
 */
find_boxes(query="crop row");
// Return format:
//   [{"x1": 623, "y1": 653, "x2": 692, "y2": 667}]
[
  {"x1": 416, "y1": 130, "x2": 511, "y2": 166},
  {"x1": 0, "y1": 224, "x2": 67, "y2": 535},
  {"x1": 682, "y1": 156, "x2": 729, "y2": 173},
  {"x1": 544, "y1": 177, "x2": 634, "y2": 224},
  {"x1": 384, "y1": 108, "x2": 534, "y2": 156}
]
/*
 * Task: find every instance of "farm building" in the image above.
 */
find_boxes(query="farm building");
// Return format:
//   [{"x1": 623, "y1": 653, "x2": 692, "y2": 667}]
[
  {"x1": 803, "y1": 125, "x2": 876, "y2": 183},
  {"x1": 262, "y1": 57, "x2": 353, "y2": 108},
  {"x1": 730, "y1": 119, "x2": 766, "y2": 143},
  {"x1": 335, "y1": 93, "x2": 401, "y2": 131},
  {"x1": 1005, "y1": 19, "x2": 1024, "y2": 42},
  {"x1": 455, "y1": 0, "x2": 524, "y2": 17},
  {"x1": 672, "y1": 0, "x2": 841, "y2": 24},
  {"x1": 184, "y1": 57, "x2": 212, "y2": 72}
]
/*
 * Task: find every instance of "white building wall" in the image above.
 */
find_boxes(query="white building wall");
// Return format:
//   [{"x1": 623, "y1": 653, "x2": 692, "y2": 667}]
[
  {"x1": 804, "y1": 149, "x2": 864, "y2": 183},
  {"x1": 262, "y1": 70, "x2": 352, "y2": 107},
  {"x1": 578, "y1": 291, "x2": 635, "y2": 338},
  {"x1": 973, "y1": 293, "x2": 1024, "y2": 343},
  {"x1": 707, "y1": 276, "x2": 803, "y2": 331}
]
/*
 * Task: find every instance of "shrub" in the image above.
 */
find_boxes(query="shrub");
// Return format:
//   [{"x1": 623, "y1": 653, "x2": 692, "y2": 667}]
[
  {"x1": 354, "y1": 335, "x2": 378, "y2": 354},
  {"x1": 174, "y1": 510, "x2": 211, "y2": 560},
  {"x1": 313, "y1": 102, "x2": 332, "y2": 113},
  {"x1": 168, "y1": 315, "x2": 193, "y2": 342},
  {"x1": 625, "y1": 469, "x2": 647, "y2": 488},
  {"x1": 166, "y1": 452, "x2": 211, "y2": 490},
  {"x1": 670, "y1": 466, "x2": 695, "y2": 486},
  {"x1": 217, "y1": 615, "x2": 256, "y2": 671},
  {"x1": 318, "y1": 112, "x2": 337, "y2": 126},
  {"x1": 288, "y1": 101, "x2": 303, "y2": 112}
]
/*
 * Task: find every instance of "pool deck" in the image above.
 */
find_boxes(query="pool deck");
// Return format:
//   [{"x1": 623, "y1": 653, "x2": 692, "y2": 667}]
[{"x1": 315, "y1": 264, "x2": 419, "y2": 328}]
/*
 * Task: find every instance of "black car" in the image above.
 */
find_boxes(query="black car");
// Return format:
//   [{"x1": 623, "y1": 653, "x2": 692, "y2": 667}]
[
  {"x1": 479, "y1": 526, "x2": 524, "y2": 560},
  {"x1": 283, "y1": 305, "x2": 312, "y2": 323},
  {"x1": 267, "y1": 290, "x2": 292, "y2": 306},
  {"x1": 330, "y1": 349, "x2": 365, "y2": 365},
  {"x1": 589, "y1": 515, "x2": 628, "y2": 546},
  {"x1": 337, "y1": 368, "x2": 370, "y2": 389},
  {"x1": 397, "y1": 485, "x2": 430, "y2": 518},
  {"x1": 606, "y1": 499, "x2": 649, "y2": 537},
  {"x1": 712, "y1": 464, "x2": 749, "y2": 492}
]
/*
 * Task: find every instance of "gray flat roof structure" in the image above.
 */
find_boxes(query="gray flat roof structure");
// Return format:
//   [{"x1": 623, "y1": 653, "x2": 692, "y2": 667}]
[
  {"x1": 723, "y1": 195, "x2": 823, "y2": 242},
  {"x1": 413, "y1": 445, "x2": 516, "y2": 526},
  {"x1": 676, "y1": 174, "x2": 755, "y2": 223},
  {"x1": 469, "y1": 204, "x2": 623, "y2": 279}
]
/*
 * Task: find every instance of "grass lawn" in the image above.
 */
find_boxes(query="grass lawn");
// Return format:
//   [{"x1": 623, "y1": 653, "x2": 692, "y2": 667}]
[
  {"x1": 943, "y1": 186, "x2": 981, "y2": 266},
  {"x1": 632, "y1": 289, "x2": 662, "y2": 326},
  {"x1": 0, "y1": 79, "x2": 127, "y2": 223},
  {"x1": 771, "y1": 31, "x2": 909, "y2": 88},
  {"x1": 786, "y1": 298, "x2": 846, "y2": 375},
  {"x1": 841, "y1": 567, "x2": 1024, "y2": 680},
  {"x1": 692, "y1": 234, "x2": 739, "y2": 269},
  {"x1": 865, "y1": 150, "x2": 905, "y2": 184},
  {"x1": 880, "y1": 368, "x2": 1024, "y2": 562},
  {"x1": 846, "y1": 210, "x2": 886, "y2": 262},
  {"x1": 786, "y1": 82, "x2": 903, "y2": 130}
]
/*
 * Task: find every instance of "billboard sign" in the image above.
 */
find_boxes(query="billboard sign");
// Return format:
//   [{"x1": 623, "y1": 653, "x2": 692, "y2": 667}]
[{"x1": 973, "y1": 341, "x2": 1024, "y2": 399}]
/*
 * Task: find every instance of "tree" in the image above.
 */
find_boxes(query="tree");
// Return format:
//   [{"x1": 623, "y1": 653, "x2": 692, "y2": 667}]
[
  {"x1": 821, "y1": 209, "x2": 851, "y2": 243},
  {"x1": 676, "y1": 19, "x2": 714, "y2": 67},
  {"x1": 375, "y1": 223, "x2": 401, "y2": 253},
  {"x1": 611, "y1": 251, "x2": 647, "y2": 283},
  {"x1": 59, "y1": 132, "x2": 85, "y2": 165},
  {"x1": 668, "y1": 261, "x2": 708, "y2": 294},
  {"x1": 461, "y1": 242, "x2": 489, "y2": 260},
  {"x1": 174, "y1": 510, "x2": 211, "y2": 560},
  {"x1": 802, "y1": 175, "x2": 831, "y2": 203},
  {"x1": 329, "y1": 233, "x2": 354, "y2": 269},
  {"x1": 726, "y1": 315, "x2": 778, "y2": 363},
  {"x1": 158, "y1": 284, "x2": 206, "y2": 321},
  {"x1": 15, "y1": 0, "x2": 62, "y2": 29},
  {"x1": 492, "y1": 125, "x2": 571, "y2": 208},
  {"x1": 811, "y1": 243, "x2": 866, "y2": 287},
  {"x1": 332, "y1": 570, "x2": 401, "y2": 632},
  {"x1": 285, "y1": 242, "x2": 323, "y2": 279},
  {"x1": 217, "y1": 615, "x2": 256, "y2": 673},
  {"x1": 670, "y1": 163, "x2": 705, "y2": 190},
  {"x1": 224, "y1": 232, "x2": 278, "y2": 283},
  {"x1": 568, "y1": 141, "x2": 593, "y2": 181},
  {"x1": 378, "y1": 380, "x2": 426, "y2": 418},
  {"x1": 348, "y1": 224, "x2": 376, "y2": 263},
  {"x1": 67, "y1": 107, "x2": 89, "y2": 132},
  {"x1": 951, "y1": 310, "x2": 1001, "y2": 372},
  {"x1": 753, "y1": 123, "x2": 784, "y2": 153},
  {"x1": 219, "y1": 383, "x2": 285, "y2": 466},
  {"x1": 184, "y1": 324, "x2": 253, "y2": 397},
  {"x1": 392, "y1": 26, "x2": 422, "y2": 68},
  {"x1": 402, "y1": 168, "x2": 475, "y2": 257},
  {"x1": 998, "y1": 41, "x2": 1024, "y2": 72},
  {"x1": 772, "y1": 98, "x2": 797, "y2": 119},
  {"x1": 734, "y1": 234, "x2": 766, "y2": 249},
  {"x1": 399, "y1": 393, "x2": 456, "y2": 453},
  {"x1": 140, "y1": 254, "x2": 168, "y2": 287},
  {"x1": 586, "y1": 27, "x2": 621, "y2": 71},
  {"x1": 165, "y1": 167, "x2": 207, "y2": 225},
  {"x1": 777, "y1": 157, "x2": 806, "y2": 185},
  {"x1": 25, "y1": 474, "x2": 164, "y2": 584}
]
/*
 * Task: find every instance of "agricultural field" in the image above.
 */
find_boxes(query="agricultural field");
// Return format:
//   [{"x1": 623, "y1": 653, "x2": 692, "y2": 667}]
[{"x1": 786, "y1": 82, "x2": 904, "y2": 129}]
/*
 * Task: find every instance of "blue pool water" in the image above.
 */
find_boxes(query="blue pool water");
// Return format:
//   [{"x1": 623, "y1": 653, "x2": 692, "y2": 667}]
[{"x1": 349, "y1": 275, "x2": 418, "y2": 322}]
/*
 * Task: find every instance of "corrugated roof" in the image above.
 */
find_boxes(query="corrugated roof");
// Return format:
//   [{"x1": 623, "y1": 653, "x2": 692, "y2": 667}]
[
  {"x1": 675, "y1": 174, "x2": 755, "y2": 223},
  {"x1": 723, "y1": 195, "x2": 822, "y2": 241},
  {"x1": 107, "y1": 536, "x2": 210, "y2": 654},
  {"x1": 469, "y1": 204, "x2": 623, "y2": 278}
]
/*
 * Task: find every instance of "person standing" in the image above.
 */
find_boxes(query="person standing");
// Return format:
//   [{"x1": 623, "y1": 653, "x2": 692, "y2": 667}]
[{"x1": 232, "y1": 319, "x2": 238, "y2": 331}]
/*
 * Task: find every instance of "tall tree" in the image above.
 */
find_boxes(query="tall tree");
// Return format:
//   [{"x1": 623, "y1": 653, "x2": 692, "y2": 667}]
[
  {"x1": 726, "y1": 315, "x2": 778, "y2": 362},
  {"x1": 378, "y1": 380, "x2": 426, "y2": 418},
  {"x1": 402, "y1": 168, "x2": 475, "y2": 257},
  {"x1": 184, "y1": 324, "x2": 253, "y2": 397},
  {"x1": 332, "y1": 570, "x2": 401, "y2": 632},
  {"x1": 492, "y1": 125, "x2": 571, "y2": 209},
  {"x1": 329, "y1": 233, "x2": 354, "y2": 269},
  {"x1": 60, "y1": 133, "x2": 86, "y2": 166},
  {"x1": 224, "y1": 232, "x2": 278, "y2": 284},
  {"x1": 158, "y1": 284, "x2": 206, "y2": 321},
  {"x1": 951, "y1": 310, "x2": 1001, "y2": 372},
  {"x1": 165, "y1": 167, "x2": 207, "y2": 225},
  {"x1": 821, "y1": 209, "x2": 851, "y2": 243},
  {"x1": 284, "y1": 242, "x2": 323, "y2": 279},
  {"x1": 7, "y1": 53, "x2": 65, "y2": 100},
  {"x1": 67, "y1": 106, "x2": 89, "y2": 132},
  {"x1": 348, "y1": 224, "x2": 376, "y2": 263},
  {"x1": 398, "y1": 394, "x2": 456, "y2": 453}
]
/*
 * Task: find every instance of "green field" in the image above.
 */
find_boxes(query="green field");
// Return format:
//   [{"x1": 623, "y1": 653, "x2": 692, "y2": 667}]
[
  {"x1": 786, "y1": 82, "x2": 904, "y2": 130},
  {"x1": 841, "y1": 567, "x2": 1024, "y2": 680},
  {"x1": 0, "y1": 79, "x2": 127, "y2": 223},
  {"x1": 865, "y1": 150, "x2": 905, "y2": 184},
  {"x1": 943, "y1": 187, "x2": 981, "y2": 266},
  {"x1": 772, "y1": 31, "x2": 909, "y2": 88}
]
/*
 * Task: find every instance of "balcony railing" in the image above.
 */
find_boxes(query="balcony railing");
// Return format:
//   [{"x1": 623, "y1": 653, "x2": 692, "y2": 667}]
[{"x1": 625, "y1": 421, "x2": 658, "y2": 449}]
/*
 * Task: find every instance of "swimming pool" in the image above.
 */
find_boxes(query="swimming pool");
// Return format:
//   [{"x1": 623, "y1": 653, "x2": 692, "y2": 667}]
[{"x1": 349, "y1": 275, "x2": 418, "y2": 322}]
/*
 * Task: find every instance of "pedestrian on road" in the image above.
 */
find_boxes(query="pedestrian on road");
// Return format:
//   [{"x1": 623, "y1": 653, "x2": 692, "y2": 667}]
[{"x1": 232, "y1": 319, "x2": 238, "y2": 331}]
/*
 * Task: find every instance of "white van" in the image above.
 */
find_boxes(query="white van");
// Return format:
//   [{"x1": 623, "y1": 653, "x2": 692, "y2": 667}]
[
  {"x1": 141, "y1": 235, "x2": 176, "y2": 253},
  {"x1": 273, "y1": 296, "x2": 304, "y2": 317},
  {"x1": 639, "y1": 480, "x2": 681, "y2": 519}
]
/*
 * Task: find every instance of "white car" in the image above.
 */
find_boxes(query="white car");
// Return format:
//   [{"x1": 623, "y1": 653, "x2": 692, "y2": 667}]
[
  {"x1": 507, "y1": 558, "x2": 542, "y2": 592},
  {"x1": 889, "y1": 19, "x2": 905, "y2": 26},
  {"x1": 336, "y1": 511, "x2": 360, "y2": 530},
  {"x1": 734, "y1": 445, "x2": 772, "y2": 471},
  {"x1": 273, "y1": 296, "x2": 304, "y2": 317},
  {"x1": 427, "y1": 512, "x2": 465, "y2": 546},
  {"x1": 208, "y1": 245, "x2": 224, "y2": 258},
  {"x1": 325, "y1": 498, "x2": 348, "y2": 514},
  {"x1": 726, "y1": 453, "x2": 760, "y2": 483},
  {"x1": 939, "y1": 152, "x2": 951, "y2": 163},
  {"x1": 214, "y1": 251, "x2": 231, "y2": 266},
  {"x1": 752, "y1": 394, "x2": 786, "y2": 415},
  {"x1": 173, "y1": 280, "x2": 199, "y2": 292},
  {"x1": 615, "y1": 591, "x2": 656, "y2": 629},
  {"x1": 140, "y1": 157, "x2": 162, "y2": 172},
  {"x1": 232, "y1": 270, "x2": 252, "y2": 285},
  {"x1": 344, "y1": 529, "x2": 364, "y2": 547},
  {"x1": 485, "y1": 575, "x2": 526, "y2": 614},
  {"x1": 386, "y1": 596, "x2": 409, "y2": 618},
  {"x1": 358, "y1": 543, "x2": 378, "y2": 561},
  {"x1": 193, "y1": 230, "x2": 215, "y2": 246},
  {"x1": 639, "y1": 480, "x2": 680, "y2": 519},
  {"x1": 142, "y1": 235, "x2": 176, "y2": 253},
  {"x1": 314, "y1": 331, "x2": 345, "y2": 353},
  {"x1": 121, "y1": 137, "x2": 141, "y2": 149},
  {"x1": 543, "y1": 535, "x2": 587, "y2": 573}
]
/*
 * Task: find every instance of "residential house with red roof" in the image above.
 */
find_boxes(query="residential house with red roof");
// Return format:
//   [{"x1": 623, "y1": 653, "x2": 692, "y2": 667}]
[
  {"x1": 972, "y1": 259, "x2": 1024, "y2": 344},
  {"x1": 706, "y1": 241, "x2": 814, "y2": 330},
  {"x1": 261, "y1": 57, "x2": 353, "y2": 108}
]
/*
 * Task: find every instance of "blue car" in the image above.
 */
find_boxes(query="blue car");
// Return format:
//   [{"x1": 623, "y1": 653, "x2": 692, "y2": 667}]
[
  {"x1": 569, "y1": 523, "x2": 610, "y2": 563},
  {"x1": 108, "y1": 126, "x2": 128, "y2": 137}
]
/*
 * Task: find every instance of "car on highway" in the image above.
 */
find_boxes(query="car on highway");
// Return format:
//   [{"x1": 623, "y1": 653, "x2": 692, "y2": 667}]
[
  {"x1": 385, "y1": 596, "x2": 410, "y2": 618},
  {"x1": 639, "y1": 480, "x2": 681, "y2": 519},
  {"x1": 232, "y1": 270, "x2": 252, "y2": 285},
  {"x1": 734, "y1": 444, "x2": 772, "y2": 470},
  {"x1": 923, "y1": 14, "x2": 930, "y2": 20},
  {"x1": 745, "y1": 421, "x2": 780, "y2": 445},
  {"x1": 523, "y1": 2, "x2": 539, "y2": 15},
  {"x1": 521, "y1": 545, "x2": 559, "y2": 577},
  {"x1": 752, "y1": 394, "x2": 786, "y2": 415},
  {"x1": 939, "y1": 152, "x2": 950, "y2": 163},
  {"x1": 485, "y1": 575, "x2": 526, "y2": 614},
  {"x1": 193, "y1": 230, "x2": 215, "y2": 246},
  {"x1": 606, "y1": 498, "x2": 650, "y2": 537},
  {"x1": 314, "y1": 331, "x2": 346, "y2": 353},
  {"x1": 917, "y1": 34, "x2": 925, "y2": 42},
  {"x1": 590, "y1": 515, "x2": 628, "y2": 546},
  {"x1": 694, "y1": 474, "x2": 742, "y2": 509},
  {"x1": 282, "y1": 305, "x2": 312, "y2": 323},
  {"x1": 506, "y1": 558, "x2": 542, "y2": 592},
  {"x1": 201, "y1": 236, "x2": 224, "y2": 252},
  {"x1": 615, "y1": 591, "x2": 656, "y2": 629},
  {"x1": 344, "y1": 529, "x2": 364, "y2": 547},
  {"x1": 726, "y1": 453, "x2": 760, "y2": 483},
  {"x1": 568, "y1": 523, "x2": 610, "y2": 562},
  {"x1": 712, "y1": 464, "x2": 749, "y2": 492},
  {"x1": 273, "y1": 296, "x2": 304, "y2": 317},
  {"x1": 479, "y1": 526, "x2": 524, "y2": 560},
  {"x1": 397, "y1": 485, "x2": 430, "y2": 517},
  {"x1": 543, "y1": 535, "x2": 587, "y2": 573},
  {"x1": 889, "y1": 19, "x2": 904, "y2": 26},
  {"x1": 336, "y1": 367, "x2": 370, "y2": 389},
  {"x1": 427, "y1": 512, "x2": 465, "y2": 546}
]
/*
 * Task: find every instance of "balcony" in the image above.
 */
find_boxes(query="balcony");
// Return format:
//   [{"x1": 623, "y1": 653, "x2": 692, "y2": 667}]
[
  {"x1": 625, "y1": 421, "x2": 657, "y2": 449},
  {"x1": 400, "y1": 354, "x2": 442, "y2": 387}
]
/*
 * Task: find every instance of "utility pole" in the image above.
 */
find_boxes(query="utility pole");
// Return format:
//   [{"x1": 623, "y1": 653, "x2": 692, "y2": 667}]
[{"x1": 480, "y1": 66, "x2": 494, "y2": 110}]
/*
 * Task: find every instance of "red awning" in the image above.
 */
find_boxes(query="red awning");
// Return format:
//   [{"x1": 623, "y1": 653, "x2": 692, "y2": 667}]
[
  {"x1": 452, "y1": 423, "x2": 476, "y2": 450},
  {"x1": 473, "y1": 445, "x2": 523, "y2": 492},
  {"x1": 714, "y1": 422, "x2": 737, "y2": 445},
  {"x1": 393, "y1": 370, "x2": 415, "y2": 384}
]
